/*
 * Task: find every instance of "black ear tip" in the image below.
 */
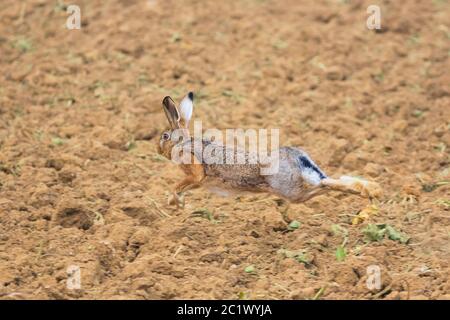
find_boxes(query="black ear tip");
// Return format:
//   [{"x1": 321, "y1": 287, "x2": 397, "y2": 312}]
[
  {"x1": 162, "y1": 96, "x2": 172, "y2": 105},
  {"x1": 188, "y1": 92, "x2": 194, "y2": 101}
]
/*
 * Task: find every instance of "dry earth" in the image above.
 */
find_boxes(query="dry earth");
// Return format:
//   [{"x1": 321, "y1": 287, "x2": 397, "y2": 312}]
[{"x1": 0, "y1": 0, "x2": 449, "y2": 299}]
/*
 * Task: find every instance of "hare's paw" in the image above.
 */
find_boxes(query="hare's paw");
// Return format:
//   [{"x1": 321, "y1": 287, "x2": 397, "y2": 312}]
[
  {"x1": 340, "y1": 176, "x2": 383, "y2": 199},
  {"x1": 168, "y1": 193, "x2": 185, "y2": 209},
  {"x1": 361, "y1": 181, "x2": 383, "y2": 199}
]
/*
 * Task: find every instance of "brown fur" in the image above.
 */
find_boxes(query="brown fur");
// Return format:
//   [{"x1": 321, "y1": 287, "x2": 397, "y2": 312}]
[{"x1": 157, "y1": 93, "x2": 382, "y2": 208}]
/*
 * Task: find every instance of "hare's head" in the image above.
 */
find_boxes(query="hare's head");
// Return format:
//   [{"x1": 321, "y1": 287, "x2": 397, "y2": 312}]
[{"x1": 157, "y1": 92, "x2": 194, "y2": 159}]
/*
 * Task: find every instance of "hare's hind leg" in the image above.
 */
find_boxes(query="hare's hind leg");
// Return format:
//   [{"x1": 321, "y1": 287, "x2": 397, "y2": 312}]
[
  {"x1": 168, "y1": 163, "x2": 205, "y2": 208},
  {"x1": 289, "y1": 185, "x2": 329, "y2": 203},
  {"x1": 320, "y1": 176, "x2": 382, "y2": 199},
  {"x1": 289, "y1": 176, "x2": 382, "y2": 204}
]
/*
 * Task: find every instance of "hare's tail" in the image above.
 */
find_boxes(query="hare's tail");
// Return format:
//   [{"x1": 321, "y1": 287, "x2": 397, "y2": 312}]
[
  {"x1": 296, "y1": 154, "x2": 328, "y2": 186},
  {"x1": 320, "y1": 176, "x2": 382, "y2": 199}
]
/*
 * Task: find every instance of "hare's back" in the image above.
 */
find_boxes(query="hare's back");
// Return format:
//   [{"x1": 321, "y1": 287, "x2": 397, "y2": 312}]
[{"x1": 199, "y1": 140, "x2": 268, "y2": 189}]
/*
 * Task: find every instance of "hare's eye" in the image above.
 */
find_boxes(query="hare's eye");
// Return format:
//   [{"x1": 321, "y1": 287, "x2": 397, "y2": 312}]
[{"x1": 162, "y1": 132, "x2": 170, "y2": 141}]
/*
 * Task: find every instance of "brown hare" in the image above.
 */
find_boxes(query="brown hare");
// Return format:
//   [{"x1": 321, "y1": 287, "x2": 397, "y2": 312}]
[{"x1": 157, "y1": 92, "x2": 382, "y2": 208}]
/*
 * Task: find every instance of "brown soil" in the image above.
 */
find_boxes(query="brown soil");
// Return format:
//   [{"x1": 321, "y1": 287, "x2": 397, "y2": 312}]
[{"x1": 0, "y1": 0, "x2": 449, "y2": 300}]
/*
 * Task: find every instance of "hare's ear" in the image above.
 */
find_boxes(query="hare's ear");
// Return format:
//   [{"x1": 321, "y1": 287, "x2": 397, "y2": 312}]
[
  {"x1": 162, "y1": 96, "x2": 180, "y2": 129},
  {"x1": 178, "y1": 92, "x2": 194, "y2": 128}
]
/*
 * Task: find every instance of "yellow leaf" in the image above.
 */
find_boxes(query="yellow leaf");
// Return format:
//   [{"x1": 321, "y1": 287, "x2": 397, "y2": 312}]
[{"x1": 352, "y1": 205, "x2": 379, "y2": 225}]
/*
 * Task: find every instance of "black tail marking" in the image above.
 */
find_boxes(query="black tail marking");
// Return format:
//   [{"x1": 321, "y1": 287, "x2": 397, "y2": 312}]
[{"x1": 298, "y1": 155, "x2": 327, "y2": 180}]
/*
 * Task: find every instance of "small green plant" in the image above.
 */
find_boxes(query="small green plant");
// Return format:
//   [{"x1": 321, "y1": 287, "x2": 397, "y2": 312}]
[
  {"x1": 287, "y1": 220, "x2": 300, "y2": 231},
  {"x1": 51, "y1": 137, "x2": 65, "y2": 146},
  {"x1": 335, "y1": 245, "x2": 346, "y2": 262},
  {"x1": 125, "y1": 140, "x2": 137, "y2": 151},
  {"x1": 331, "y1": 224, "x2": 348, "y2": 237},
  {"x1": 244, "y1": 265, "x2": 256, "y2": 274},
  {"x1": 331, "y1": 224, "x2": 349, "y2": 261},
  {"x1": 362, "y1": 224, "x2": 410, "y2": 244},
  {"x1": 408, "y1": 33, "x2": 421, "y2": 45},
  {"x1": 352, "y1": 245, "x2": 364, "y2": 256},
  {"x1": 191, "y1": 208, "x2": 220, "y2": 224},
  {"x1": 435, "y1": 199, "x2": 450, "y2": 209},
  {"x1": 150, "y1": 153, "x2": 168, "y2": 162},
  {"x1": 238, "y1": 292, "x2": 249, "y2": 300},
  {"x1": 373, "y1": 71, "x2": 385, "y2": 83},
  {"x1": 13, "y1": 37, "x2": 32, "y2": 53},
  {"x1": 412, "y1": 109, "x2": 424, "y2": 118},
  {"x1": 362, "y1": 224, "x2": 385, "y2": 242},
  {"x1": 278, "y1": 249, "x2": 312, "y2": 266},
  {"x1": 54, "y1": 0, "x2": 68, "y2": 12},
  {"x1": 385, "y1": 225, "x2": 410, "y2": 244},
  {"x1": 294, "y1": 252, "x2": 312, "y2": 265},
  {"x1": 312, "y1": 286, "x2": 327, "y2": 300}
]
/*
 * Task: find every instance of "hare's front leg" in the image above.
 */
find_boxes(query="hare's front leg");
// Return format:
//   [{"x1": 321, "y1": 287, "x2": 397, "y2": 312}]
[{"x1": 168, "y1": 164, "x2": 205, "y2": 208}]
